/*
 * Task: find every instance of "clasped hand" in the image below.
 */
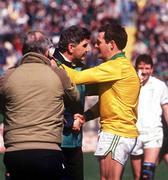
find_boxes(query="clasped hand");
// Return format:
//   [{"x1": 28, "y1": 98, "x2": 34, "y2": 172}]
[{"x1": 72, "y1": 113, "x2": 85, "y2": 131}]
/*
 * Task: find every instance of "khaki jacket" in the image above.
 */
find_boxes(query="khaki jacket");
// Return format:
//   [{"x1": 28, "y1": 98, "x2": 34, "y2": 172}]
[{"x1": 0, "y1": 52, "x2": 79, "y2": 151}]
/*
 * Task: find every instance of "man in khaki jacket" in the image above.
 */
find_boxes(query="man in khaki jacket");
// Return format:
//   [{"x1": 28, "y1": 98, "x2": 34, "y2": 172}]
[{"x1": 0, "y1": 31, "x2": 80, "y2": 180}]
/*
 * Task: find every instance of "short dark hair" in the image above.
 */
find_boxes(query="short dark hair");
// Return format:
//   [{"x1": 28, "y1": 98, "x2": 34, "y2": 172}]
[
  {"x1": 99, "y1": 23, "x2": 127, "y2": 50},
  {"x1": 58, "y1": 25, "x2": 90, "y2": 53},
  {"x1": 22, "y1": 31, "x2": 53, "y2": 55},
  {"x1": 135, "y1": 54, "x2": 153, "y2": 69}
]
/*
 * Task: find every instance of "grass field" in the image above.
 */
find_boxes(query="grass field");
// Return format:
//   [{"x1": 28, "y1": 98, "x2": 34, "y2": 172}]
[
  {"x1": 84, "y1": 153, "x2": 168, "y2": 180},
  {"x1": 0, "y1": 153, "x2": 168, "y2": 180}
]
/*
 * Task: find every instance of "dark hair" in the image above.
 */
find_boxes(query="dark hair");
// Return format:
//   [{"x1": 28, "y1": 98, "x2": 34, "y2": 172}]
[
  {"x1": 99, "y1": 23, "x2": 127, "y2": 50},
  {"x1": 22, "y1": 31, "x2": 53, "y2": 55},
  {"x1": 135, "y1": 54, "x2": 153, "y2": 69},
  {"x1": 58, "y1": 25, "x2": 90, "y2": 53}
]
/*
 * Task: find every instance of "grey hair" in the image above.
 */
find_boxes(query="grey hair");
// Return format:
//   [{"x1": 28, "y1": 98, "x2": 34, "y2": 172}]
[{"x1": 22, "y1": 31, "x2": 53, "y2": 55}]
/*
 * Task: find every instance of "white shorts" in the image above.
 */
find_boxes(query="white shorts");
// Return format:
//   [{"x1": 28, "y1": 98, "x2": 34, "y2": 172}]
[
  {"x1": 131, "y1": 127, "x2": 163, "y2": 156},
  {"x1": 94, "y1": 131, "x2": 137, "y2": 165}
]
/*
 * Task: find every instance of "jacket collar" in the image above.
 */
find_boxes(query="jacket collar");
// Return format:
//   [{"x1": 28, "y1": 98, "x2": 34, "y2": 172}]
[
  {"x1": 53, "y1": 49, "x2": 71, "y2": 67},
  {"x1": 53, "y1": 48, "x2": 84, "y2": 69},
  {"x1": 20, "y1": 52, "x2": 51, "y2": 66}
]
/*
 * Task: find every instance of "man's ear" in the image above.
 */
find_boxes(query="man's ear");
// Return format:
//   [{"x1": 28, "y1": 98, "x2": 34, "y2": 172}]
[
  {"x1": 68, "y1": 43, "x2": 75, "y2": 54},
  {"x1": 110, "y1": 40, "x2": 114, "y2": 51}
]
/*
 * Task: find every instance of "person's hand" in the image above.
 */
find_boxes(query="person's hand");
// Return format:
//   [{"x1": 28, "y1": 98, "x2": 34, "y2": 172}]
[
  {"x1": 74, "y1": 113, "x2": 85, "y2": 124},
  {"x1": 72, "y1": 118, "x2": 81, "y2": 131},
  {"x1": 72, "y1": 114, "x2": 85, "y2": 131},
  {"x1": 0, "y1": 145, "x2": 5, "y2": 153}
]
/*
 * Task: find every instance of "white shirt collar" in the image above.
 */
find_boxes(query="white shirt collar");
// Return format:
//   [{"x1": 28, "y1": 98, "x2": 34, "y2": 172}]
[
  {"x1": 60, "y1": 52, "x2": 76, "y2": 67},
  {"x1": 59, "y1": 52, "x2": 71, "y2": 62}
]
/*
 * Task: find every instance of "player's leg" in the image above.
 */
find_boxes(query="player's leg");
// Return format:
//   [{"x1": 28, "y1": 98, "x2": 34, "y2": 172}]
[
  {"x1": 144, "y1": 148, "x2": 160, "y2": 163},
  {"x1": 141, "y1": 128, "x2": 163, "y2": 180},
  {"x1": 130, "y1": 136, "x2": 144, "y2": 180},
  {"x1": 95, "y1": 131, "x2": 136, "y2": 180},
  {"x1": 163, "y1": 153, "x2": 168, "y2": 166},
  {"x1": 141, "y1": 148, "x2": 160, "y2": 180},
  {"x1": 130, "y1": 154, "x2": 143, "y2": 180},
  {"x1": 100, "y1": 153, "x2": 123, "y2": 180}
]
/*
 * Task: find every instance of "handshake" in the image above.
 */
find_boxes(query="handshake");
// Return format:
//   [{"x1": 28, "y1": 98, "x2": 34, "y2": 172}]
[{"x1": 72, "y1": 113, "x2": 85, "y2": 131}]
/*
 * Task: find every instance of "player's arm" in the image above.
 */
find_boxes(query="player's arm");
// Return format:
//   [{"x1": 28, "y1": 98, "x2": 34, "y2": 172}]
[
  {"x1": 84, "y1": 101, "x2": 100, "y2": 121},
  {"x1": 62, "y1": 61, "x2": 121, "y2": 85}
]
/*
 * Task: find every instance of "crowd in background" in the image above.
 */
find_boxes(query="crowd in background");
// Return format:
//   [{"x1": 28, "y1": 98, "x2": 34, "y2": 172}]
[
  {"x1": 0, "y1": 0, "x2": 168, "y2": 83},
  {"x1": 132, "y1": 0, "x2": 168, "y2": 83}
]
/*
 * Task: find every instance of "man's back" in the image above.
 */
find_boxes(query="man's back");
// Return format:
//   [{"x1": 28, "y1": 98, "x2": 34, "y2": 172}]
[
  {"x1": 0, "y1": 30, "x2": 80, "y2": 180},
  {"x1": 1, "y1": 53, "x2": 65, "y2": 152}
]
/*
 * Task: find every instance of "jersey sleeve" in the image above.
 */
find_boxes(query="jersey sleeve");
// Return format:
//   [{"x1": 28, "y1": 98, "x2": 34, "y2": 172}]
[{"x1": 63, "y1": 60, "x2": 122, "y2": 84}]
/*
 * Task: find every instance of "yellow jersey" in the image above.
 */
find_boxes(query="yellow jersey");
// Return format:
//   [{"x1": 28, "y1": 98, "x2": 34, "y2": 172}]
[{"x1": 63, "y1": 52, "x2": 140, "y2": 138}]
